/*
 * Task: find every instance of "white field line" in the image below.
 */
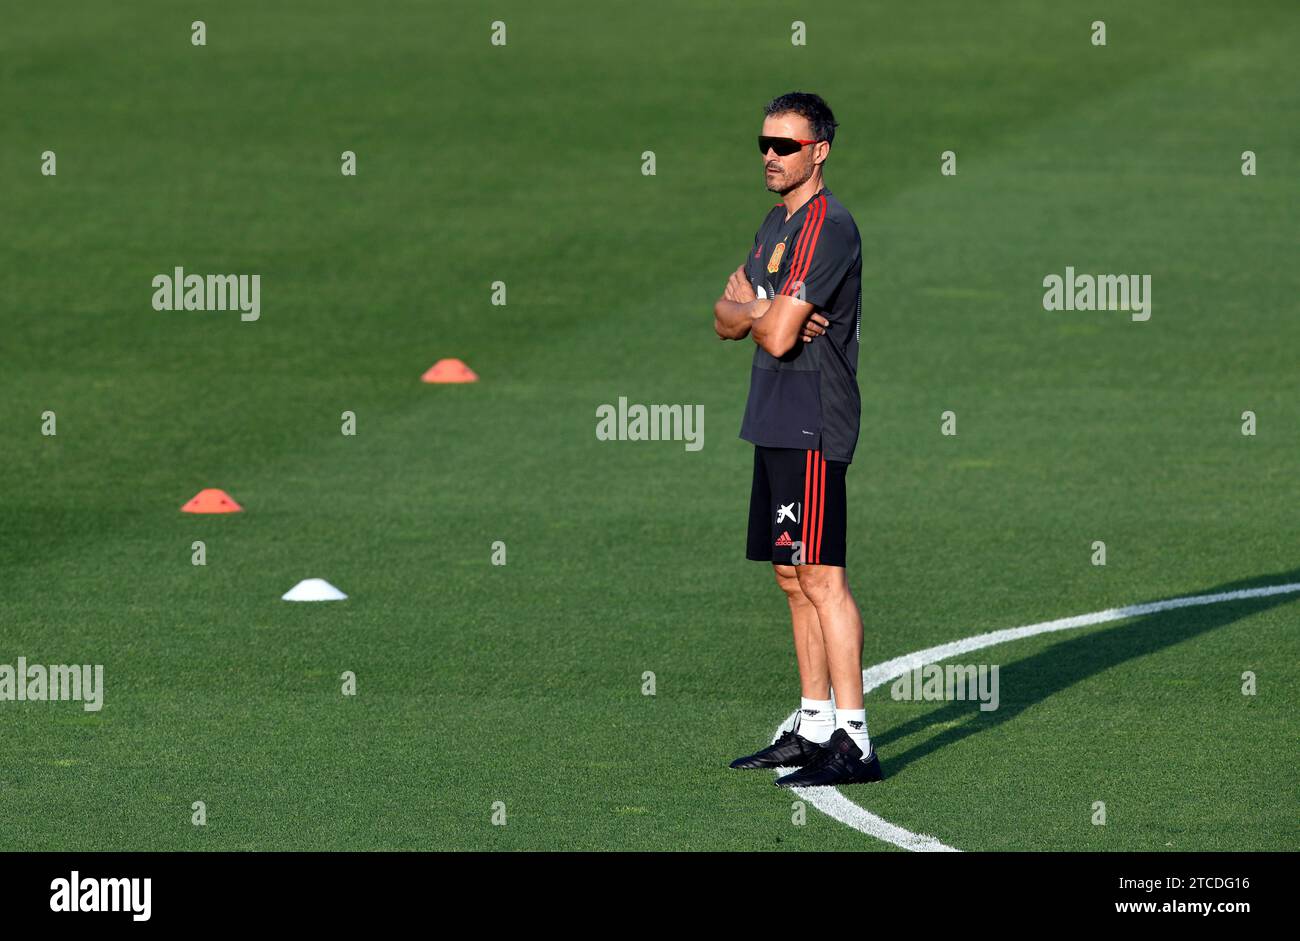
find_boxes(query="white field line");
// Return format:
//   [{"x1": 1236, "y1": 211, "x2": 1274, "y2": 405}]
[{"x1": 772, "y1": 581, "x2": 1300, "y2": 852}]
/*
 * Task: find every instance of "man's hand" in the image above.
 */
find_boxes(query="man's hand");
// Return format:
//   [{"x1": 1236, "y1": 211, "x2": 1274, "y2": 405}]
[
  {"x1": 724, "y1": 265, "x2": 757, "y2": 303},
  {"x1": 715, "y1": 264, "x2": 765, "y2": 339},
  {"x1": 801, "y1": 312, "x2": 829, "y2": 343}
]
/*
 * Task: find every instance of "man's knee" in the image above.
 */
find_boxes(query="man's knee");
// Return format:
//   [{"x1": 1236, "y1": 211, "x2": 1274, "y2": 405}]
[
  {"x1": 773, "y1": 564, "x2": 809, "y2": 604},
  {"x1": 795, "y1": 564, "x2": 849, "y2": 607}
]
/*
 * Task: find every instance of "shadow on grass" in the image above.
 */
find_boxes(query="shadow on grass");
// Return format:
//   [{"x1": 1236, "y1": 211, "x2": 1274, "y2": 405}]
[{"x1": 870, "y1": 568, "x2": 1300, "y2": 777}]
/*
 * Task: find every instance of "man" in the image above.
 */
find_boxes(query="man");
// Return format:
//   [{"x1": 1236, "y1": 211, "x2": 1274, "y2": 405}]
[{"x1": 713, "y1": 92, "x2": 881, "y2": 787}]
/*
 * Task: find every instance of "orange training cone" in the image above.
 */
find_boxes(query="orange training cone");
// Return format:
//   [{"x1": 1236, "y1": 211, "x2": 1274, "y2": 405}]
[
  {"x1": 421, "y1": 358, "x2": 478, "y2": 383},
  {"x1": 181, "y1": 488, "x2": 243, "y2": 513}
]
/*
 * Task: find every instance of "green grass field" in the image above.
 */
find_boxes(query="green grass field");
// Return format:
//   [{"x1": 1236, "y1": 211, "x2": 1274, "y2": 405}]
[{"x1": 2, "y1": 1, "x2": 1297, "y2": 851}]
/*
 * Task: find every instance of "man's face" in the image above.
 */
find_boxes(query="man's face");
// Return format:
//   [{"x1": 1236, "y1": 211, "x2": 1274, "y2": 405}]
[{"x1": 760, "y1": 113, "x2": 822, "y2": 195}]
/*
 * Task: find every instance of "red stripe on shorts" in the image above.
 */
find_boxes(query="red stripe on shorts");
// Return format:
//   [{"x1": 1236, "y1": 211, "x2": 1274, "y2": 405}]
[
  {"x1": 806, "y1": 450, "x2": 820, "y2": 564},
  {"x1": 801, "y1": 449, "x2": 812, "y2": 556},
  {"x1": 814, "y1": 453, "x2": 827, "y2": 563}
]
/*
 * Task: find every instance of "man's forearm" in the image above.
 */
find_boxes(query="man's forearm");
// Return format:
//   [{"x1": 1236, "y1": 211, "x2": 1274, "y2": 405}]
[
  {"x1": 750, "y1": 298, "x2": 798, "y2": 356},
  {"x1": 714, "y1": 297, "x2": 767, "y2": 339}
]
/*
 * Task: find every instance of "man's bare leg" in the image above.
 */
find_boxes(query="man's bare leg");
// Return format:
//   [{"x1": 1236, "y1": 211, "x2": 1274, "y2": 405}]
[
  {"x1": 773, "y1": 564, "x2": 835, "y2": 744},
  {"x1": 727, "y1": 565, "x2": 836, "y2": 769},
  {"x1": 767, "y1": 563, "x2": 881, "y2": 784},
  {"x1": 773, "y1": 564, "x2": 830, "y2": 699},
  {"x1": 795, "y1": 563, "x2": 872, "y2": 755}
]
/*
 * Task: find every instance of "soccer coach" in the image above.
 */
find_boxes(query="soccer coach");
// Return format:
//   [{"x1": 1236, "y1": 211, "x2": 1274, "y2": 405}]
[{"x1": 714, "y1": 92, "x2": 881, "y2": 787}]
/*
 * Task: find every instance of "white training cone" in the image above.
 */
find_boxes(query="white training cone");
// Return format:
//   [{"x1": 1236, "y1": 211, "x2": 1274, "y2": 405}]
[{"x1": 281, "y1": 578, "x2": 348, "y2": 602}]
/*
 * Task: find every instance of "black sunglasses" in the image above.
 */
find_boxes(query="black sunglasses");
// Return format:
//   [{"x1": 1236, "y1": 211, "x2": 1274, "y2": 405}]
[{"x1": 758, "y1": 135, "x2": 818, "y2": 156}]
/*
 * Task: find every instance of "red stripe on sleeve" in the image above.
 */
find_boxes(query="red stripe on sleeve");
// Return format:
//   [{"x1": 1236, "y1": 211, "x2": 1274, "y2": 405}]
[
  {"x1": 779, "y1": 199, "x2": 821, "y2": 295},
  {"x1": 786, "y1": 197, "x2": 827, "y2": 298}
]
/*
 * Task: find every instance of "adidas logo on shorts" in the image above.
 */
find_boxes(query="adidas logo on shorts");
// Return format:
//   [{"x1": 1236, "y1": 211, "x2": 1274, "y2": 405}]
[{"x1": 775, "y1": 531, "x2": 794, "y2": 547}]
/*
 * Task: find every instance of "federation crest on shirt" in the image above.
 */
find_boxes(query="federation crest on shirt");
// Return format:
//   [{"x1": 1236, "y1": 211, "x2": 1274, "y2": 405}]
[{"x1": 766, "y1": 241, "x2": 786, "y2": 274}]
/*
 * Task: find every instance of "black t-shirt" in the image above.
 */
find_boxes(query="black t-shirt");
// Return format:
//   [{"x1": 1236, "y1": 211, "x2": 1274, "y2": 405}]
[{"x1": 738, "y1": 186, "x2": 862, "y2": 463}]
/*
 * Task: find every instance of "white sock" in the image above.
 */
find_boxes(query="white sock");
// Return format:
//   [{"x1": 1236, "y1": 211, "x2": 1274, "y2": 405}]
[
  {"x1": 797, "y1": 697, "x2": 835, "y2": 744},
  {"x1": 836, "y1": 708, "x2": 872, "y2": 758}
]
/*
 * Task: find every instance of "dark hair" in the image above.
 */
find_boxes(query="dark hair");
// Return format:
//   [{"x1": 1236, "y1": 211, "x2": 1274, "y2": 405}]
[{"x1": 763, "y1": 91, "x2": 838, "y2": 145}]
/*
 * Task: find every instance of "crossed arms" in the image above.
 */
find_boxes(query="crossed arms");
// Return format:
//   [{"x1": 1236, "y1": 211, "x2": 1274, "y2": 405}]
[{"x1": 713, "y1": 264, "x2": 827, "y2": 356}]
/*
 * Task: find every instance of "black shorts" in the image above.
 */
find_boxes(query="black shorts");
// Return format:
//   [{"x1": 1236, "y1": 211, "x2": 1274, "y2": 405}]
[{"x1": 746, "y1": 445, "x2": 848, "y2": 567}]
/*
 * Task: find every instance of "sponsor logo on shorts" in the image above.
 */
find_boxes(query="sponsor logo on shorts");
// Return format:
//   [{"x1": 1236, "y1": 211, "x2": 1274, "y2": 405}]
[
  {"x1": 776, "y1": 502, "x2": 799, "y2": 524},
  {"x1": 775, "y1": 531, "x2": 794, "y2": 547}
]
